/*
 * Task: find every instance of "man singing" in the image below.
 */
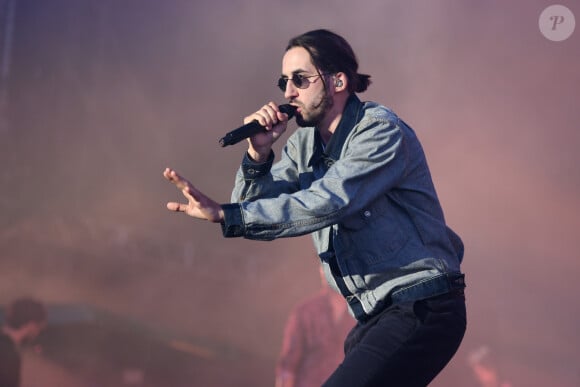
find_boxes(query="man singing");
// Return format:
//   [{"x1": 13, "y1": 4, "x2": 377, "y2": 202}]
[{"x1": 164, "y1": 29, "x2": 466, "y2": 386}]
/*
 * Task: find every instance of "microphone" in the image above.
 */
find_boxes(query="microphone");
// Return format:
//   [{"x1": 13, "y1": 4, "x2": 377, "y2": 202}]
[{"x1": 219, "y1": 104, "x2": 297, "y2": 147}]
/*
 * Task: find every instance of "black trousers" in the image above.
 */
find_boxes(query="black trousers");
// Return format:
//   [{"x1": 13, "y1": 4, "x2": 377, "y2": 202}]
[{"x1": 323, "y1": 291, "x2": 466, "y2": 387}]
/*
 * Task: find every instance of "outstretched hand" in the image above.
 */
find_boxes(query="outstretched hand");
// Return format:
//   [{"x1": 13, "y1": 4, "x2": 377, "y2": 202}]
[{"x1": 163, "y1": 168, "x2": 224, "y2": 223}]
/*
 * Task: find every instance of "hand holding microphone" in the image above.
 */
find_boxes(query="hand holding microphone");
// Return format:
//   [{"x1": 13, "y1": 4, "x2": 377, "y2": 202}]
[{"x1": 219, "y1": 103, "x2": 297, "y2": 147}]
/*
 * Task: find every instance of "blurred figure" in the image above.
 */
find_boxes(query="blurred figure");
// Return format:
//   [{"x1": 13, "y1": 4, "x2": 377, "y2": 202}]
[
  {"x1": 0, "y1": 298, "x2": 47, "y2": 387},
  {"x1": 275, "y1": 266, "x2": 355, "y2": 387},
  {"x1": 467, "y1": 345, "x2": 513, "y2": 387}
]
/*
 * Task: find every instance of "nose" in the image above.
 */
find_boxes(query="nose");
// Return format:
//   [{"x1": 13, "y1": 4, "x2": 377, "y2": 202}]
[{"x1": 284, "y1": 80, "x2": 298, "y2": 100}]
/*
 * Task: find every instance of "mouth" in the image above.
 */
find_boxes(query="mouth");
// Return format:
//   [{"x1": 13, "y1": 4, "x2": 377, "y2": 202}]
[{"x1": 290, "y1": 102, "x2": 303, "y2": 114}]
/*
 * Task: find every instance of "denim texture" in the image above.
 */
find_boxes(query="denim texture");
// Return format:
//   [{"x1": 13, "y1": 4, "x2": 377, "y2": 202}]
[{"x1": 221, "y1": 95, "x2": 464, "y2": 321}]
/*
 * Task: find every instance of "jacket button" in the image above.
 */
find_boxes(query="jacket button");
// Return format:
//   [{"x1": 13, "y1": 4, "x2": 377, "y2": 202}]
[{"x1": 363, "y1": 210, "x2": 371, "y2": 217}]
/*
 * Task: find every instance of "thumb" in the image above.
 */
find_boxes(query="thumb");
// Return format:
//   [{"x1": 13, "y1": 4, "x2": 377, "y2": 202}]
[{"x1": 166, "y1": 202, "x2": 183, "y2": 212}]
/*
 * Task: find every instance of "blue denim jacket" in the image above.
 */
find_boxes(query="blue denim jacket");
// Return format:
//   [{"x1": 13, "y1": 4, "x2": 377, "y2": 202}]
[{"x1": 221, "y1": 95, "x2": 464, "y2": 321}]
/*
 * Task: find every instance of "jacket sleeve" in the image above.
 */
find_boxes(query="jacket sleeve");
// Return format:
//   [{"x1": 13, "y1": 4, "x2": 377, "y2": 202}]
[
  {"x1": 230, "y1": 139, "x2": 302, "y2": 203},
  {"x1": 222, "y1": 114, "x2": 410, "y2": 240}
]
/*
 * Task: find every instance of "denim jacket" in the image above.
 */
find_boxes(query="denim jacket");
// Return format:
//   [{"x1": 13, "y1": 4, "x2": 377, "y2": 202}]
[{"x1": 221, "y1": 95, "x2": 465, "y2": 321}]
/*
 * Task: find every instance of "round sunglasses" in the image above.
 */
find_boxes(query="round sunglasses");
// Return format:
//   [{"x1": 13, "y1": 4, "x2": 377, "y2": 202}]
[{"x1": 277, "y1": 73, "x2": 326, "y2": 92}]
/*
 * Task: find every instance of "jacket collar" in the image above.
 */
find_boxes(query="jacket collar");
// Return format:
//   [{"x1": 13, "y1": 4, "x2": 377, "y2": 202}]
[{"x1": 308, "y1": 94, "x2": 364, "y2": 168}]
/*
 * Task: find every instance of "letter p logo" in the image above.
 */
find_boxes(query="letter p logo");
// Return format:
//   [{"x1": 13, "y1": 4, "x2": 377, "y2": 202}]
[
  {"x1": 550, "y1": 15, "x2": 565, "y2": 30},
  {"x1": 540, "y1": 5, "x2": 575, "y2": 42}
]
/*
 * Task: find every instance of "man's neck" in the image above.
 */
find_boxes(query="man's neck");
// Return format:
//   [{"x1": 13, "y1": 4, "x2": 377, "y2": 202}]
[
  {"x1": 318, "y1": 113, "x2": 342, "y2": 144},
  {"x1": 318, "y1": 93, "x2": 349, "y2": 144}
]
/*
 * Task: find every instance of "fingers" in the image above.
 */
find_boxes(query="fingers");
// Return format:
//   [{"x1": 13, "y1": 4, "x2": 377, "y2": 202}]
[
  {"x1": 165, "y1": 173, "x2": 195, "y2": 215},
  {"x1": 166, "y1": 201, "x2": 183, "y2": 212},
  {"x1": 163, "y1": 168, "x2": 191, "y2": 192},
  {"x1": 244, "y1": 102, "x2": 288, "y2": 130},
  {"x1": 163, "y1": 167, "x2": 198, "y2": 202},
  {"x1": 259, "y1": 102, "x2": 279, "y2": 129},
  {"x1": 165, "y1": 172, "x2": 191, "y2": 212},
  {"x1": 163, "y1": 167, "x2": 181, "y2": 184}
]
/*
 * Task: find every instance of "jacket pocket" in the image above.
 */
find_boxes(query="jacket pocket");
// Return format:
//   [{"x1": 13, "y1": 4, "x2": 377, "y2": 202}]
[{"x1": 338, "y1": 195, "x2": 409, "y2": 268}]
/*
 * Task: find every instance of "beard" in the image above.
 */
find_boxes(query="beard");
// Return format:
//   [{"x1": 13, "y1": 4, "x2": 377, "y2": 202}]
[{"x1": 295, "y1": 91, "x2": 334, "y2": 128}]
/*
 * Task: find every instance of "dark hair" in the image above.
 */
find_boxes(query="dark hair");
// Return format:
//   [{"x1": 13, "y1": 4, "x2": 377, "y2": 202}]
[
  {"x1": 6, "y1": 298, "x2": 47, "y2": 329},
  {"x1": 286, "y1": 29, "x2": 371, "y2": 94}
]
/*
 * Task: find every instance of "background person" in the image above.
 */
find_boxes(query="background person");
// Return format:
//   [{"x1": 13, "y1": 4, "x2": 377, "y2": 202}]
[
  {"x1": 276, "y1": 266, "x2": 355, "y2": 387},
  {"x1": 0, "y1": 297, "x2": 47, "y2": 387}
]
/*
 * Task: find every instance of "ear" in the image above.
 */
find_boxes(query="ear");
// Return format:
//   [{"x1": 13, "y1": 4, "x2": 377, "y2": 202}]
[{"x1": 333, "y1": 73, "x2": 347, "y2": 92}]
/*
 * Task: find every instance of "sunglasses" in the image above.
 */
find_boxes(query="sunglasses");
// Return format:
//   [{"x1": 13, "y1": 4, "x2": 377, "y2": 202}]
[{"x1": 277, "y1": 73, "x2": 326, "y2": 92}]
